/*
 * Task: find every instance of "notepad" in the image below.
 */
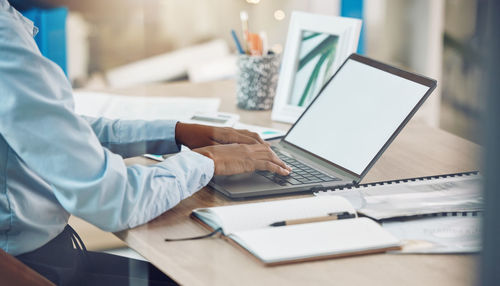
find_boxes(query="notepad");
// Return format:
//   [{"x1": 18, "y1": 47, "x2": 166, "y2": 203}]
[{"x1": 192, "y1": 196, "x2": 401, "y2": 265}]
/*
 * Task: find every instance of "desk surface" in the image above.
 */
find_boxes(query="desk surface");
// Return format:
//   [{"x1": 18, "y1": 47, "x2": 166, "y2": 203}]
[{"x1": 109, "y1": 80, "x2": 480, "y2": 286}]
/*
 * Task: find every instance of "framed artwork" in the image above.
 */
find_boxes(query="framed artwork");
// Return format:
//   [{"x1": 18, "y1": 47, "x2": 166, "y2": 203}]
[{"x1": 272, "y1": 12, "x2": 362, "y2": 123}]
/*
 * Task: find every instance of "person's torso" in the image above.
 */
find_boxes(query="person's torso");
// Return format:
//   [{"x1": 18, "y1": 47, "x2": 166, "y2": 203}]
[{"x1": 0, "y1": 0, "x2": 70, "y2": 255}]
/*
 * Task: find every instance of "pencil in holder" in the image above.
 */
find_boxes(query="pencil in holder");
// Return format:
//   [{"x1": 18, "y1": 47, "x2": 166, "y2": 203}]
[{"x1": 236, "y1": 54, "x2": 281, "y2": 110}]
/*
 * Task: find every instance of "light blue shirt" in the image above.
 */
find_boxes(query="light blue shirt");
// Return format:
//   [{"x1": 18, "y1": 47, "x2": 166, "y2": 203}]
[{"x1": 0, "y1": 0, "x2": 214, "y2": 255}]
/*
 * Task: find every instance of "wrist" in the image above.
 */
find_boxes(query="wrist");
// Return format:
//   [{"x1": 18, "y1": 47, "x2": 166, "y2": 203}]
[
  {"x1": 175, "y1": 122, "x2": 189, "y2": 146},
  {"x1": 192, "y1": 148, "x2": 214, "y2": 161}
]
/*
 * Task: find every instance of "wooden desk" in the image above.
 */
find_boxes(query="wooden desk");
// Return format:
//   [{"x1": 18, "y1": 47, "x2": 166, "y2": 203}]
[{"x1": 110, "y1": 80, "x2": 480, "y2": 286}]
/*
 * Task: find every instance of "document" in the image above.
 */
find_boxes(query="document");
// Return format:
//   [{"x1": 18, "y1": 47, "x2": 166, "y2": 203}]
[
  {"x1": 382, "y1": 216, "x2": 481, "y2": 253},
  {"x1": 73, "y1": 91, "x2": 220, "y2": 121},
  {"x1": 315, "y1": 174, "x2": 482, "y2": 220},
  {"x1": 315, "y1": 173, "x2": 482, "y2": 254}
]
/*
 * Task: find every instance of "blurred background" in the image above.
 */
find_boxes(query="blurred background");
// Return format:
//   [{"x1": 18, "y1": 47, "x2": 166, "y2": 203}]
[
  {"x1": 14, "y1": 0, "x2": 486, "y2": 256},
  {"x1": 17, "y1": 0, "x2": 485, "y2": 143}
]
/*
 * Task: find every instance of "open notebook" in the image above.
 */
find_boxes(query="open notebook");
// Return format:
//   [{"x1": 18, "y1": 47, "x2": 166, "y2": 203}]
[{"x1": 191, "y1": 196, "x2": 401, "y2": 265}]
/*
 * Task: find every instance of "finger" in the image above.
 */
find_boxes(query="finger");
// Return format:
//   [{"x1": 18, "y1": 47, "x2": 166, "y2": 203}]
[
  {"x1": 255, "y1": 160, "x2": 290, "y2": 176},
  {"x1": 209, "y1": 139, "x2": 221, "y2": 146},
  {"x1": 251, "y1": 146, "x2": 292, "y2": 171},
  {"x1": 212, "y1": 130, "x2": 261, "y2": 145},
  {"x1": 246, "y1": 132, "x2": 265, "y2": 144},
  {"x1": 270, "y1": 152, "x2": 292, "y2": 171},
  {"x1": 232, "y1": 133, "x2": 261, "y2": 145},
  {"x1": 238, "y1": 129, "x2": 265, "y2": 144}
]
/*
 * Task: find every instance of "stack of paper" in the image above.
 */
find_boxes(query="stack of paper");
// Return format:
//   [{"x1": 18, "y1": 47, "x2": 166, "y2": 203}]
[
  {"x1": 314, "y1": 173, "x2": 483, "y2": 253},
  {"x1": 382, "y1": 216, "x2": 481, "y2": 253},
  {"x1": 73, "y1": 91, "x2": 287, "y2": 140}
]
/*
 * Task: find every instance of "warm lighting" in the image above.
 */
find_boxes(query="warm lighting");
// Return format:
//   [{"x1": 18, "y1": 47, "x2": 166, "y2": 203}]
[
  {"x1": 271, "y1": 44, "x2": 283, "y2": 54},
  {"x1": 274, "y1": 10, "x2": 286, "y2": 21},
  {"x1": 246, "y1": 0, "x2": 260, "y2": 4}
]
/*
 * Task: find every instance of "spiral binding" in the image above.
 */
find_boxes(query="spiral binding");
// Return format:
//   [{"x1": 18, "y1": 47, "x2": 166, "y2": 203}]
[
  {"x1": 313, "y1": 170, "x2": 481, "y2": 219},
  {"x1": 313, "y1": 170, "x2": 480, "y2": 193}
]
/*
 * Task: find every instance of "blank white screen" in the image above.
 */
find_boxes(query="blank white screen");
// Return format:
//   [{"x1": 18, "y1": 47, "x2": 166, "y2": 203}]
[{"x1": 285, "y1": 59, "x2": 430, "y2": 175}]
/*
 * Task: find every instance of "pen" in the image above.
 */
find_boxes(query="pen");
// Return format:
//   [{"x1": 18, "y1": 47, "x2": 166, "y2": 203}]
[
  {"x1": 231, "y1": 30, "x2": 245, "y2": 55},
  {"x1": 240, "y1": 11, "x2": 249, "y2": 54},
  {"x1": 269, "y1": 212, "x2": 355, "y2": 227},
  {"x1": 248, "y1": 33, "x2": 263, "y2": 56},
  {"x1": 259, "y1": 31, "x2": 268, "y2": 55}
]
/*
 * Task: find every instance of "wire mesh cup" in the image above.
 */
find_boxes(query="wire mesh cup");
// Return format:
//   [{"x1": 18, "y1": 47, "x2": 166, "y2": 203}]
[{"x1": 236, "y1": 54, "x2": 281, "y2": 110}]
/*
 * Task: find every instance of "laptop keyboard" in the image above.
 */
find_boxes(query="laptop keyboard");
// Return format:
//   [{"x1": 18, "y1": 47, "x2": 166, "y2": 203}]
[{"x1": 256, "y1": 147, "x2": 341, "y2": 186}]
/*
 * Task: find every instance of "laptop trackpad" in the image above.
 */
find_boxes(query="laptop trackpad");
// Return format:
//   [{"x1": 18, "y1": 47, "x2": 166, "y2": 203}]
[{"x1": 211, "y1": 172, "x2": 282, "y2": 193}]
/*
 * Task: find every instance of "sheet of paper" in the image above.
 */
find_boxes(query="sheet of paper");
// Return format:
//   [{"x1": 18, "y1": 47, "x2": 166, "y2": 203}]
[
  {"x1": 382, "y1": 216, "x2": 481, "y2": 253},
  {"x1": 315, "y1": 188, "x2": 366, "y2": 210},
  {"x1": 73, "y1": 91, "x2": 220, "y2": 121},
  {"x1": 315, "y1": 174, "x2": 482, "y2": 220},
  {"x1": 73, "y1": 91, "x2": 113, "y2": 117},
  {"x1": 232, "y1": 217, "x2": 400, "y2": 264},
  {"x1": 233, "y1": 122, "x2": 287, "y2": 140}
]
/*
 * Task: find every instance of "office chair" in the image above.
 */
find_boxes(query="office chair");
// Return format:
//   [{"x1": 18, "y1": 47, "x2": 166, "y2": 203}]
[{"x1": 0, "y1": 248, "x2": 55, "y2": 286}]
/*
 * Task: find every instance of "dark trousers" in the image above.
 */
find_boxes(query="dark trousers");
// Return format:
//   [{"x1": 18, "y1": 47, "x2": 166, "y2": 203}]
[{"x1": 16, "y1": 225, "x2": 178, "y2": 286}]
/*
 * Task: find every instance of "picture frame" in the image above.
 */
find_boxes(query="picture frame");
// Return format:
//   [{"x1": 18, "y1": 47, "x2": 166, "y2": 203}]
[{"x1": 271, "y1": 12, "x2": 362, "y2": 123}]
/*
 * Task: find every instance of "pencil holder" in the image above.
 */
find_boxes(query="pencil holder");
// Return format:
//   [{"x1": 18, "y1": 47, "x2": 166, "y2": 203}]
[{"x1": 236, "y1": 54, "x2": 281, "y2": 110}]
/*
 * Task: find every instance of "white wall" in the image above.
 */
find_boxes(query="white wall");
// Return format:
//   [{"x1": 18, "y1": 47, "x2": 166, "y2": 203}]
[
  {"x1": 364, "y1": 0, "x2": 445, "y2": 127},
  {"x1": 66, "y1": 12, "x2": 89, "y2": 85}
]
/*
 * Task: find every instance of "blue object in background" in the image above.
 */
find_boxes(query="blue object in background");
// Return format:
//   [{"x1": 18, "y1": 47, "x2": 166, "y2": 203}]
[
  {"x1": 23, "y1": 7, "x2": 68, "y2": 76},
  {"x1": 341, "y1": 0, "x2": 365, "y2": 54}
]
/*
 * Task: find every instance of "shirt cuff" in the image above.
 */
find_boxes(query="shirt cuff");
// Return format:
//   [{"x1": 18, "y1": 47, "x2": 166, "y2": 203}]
[
  {"x1": 143, "y1": 119, "x2": 181, "y2": 154},
  {"x1": 117, "y1": 119, "x2": 181, "y2": 156},
  {"x1": 156, "y1": 150, "x2": 214, "y2": 198}
]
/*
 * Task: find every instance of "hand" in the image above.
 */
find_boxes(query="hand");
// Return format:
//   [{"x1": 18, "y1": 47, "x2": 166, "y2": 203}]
[
  {"x1": 193, "y1": 144, "x2": 292, "y2": 176},
  {"x1": 175, "y1": 122, "x2": 265, "y2": 149}
]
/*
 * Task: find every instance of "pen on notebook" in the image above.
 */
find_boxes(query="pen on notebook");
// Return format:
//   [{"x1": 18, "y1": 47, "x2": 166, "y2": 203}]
[
  {"x1": 231, "y1": 30, "x2": 245, "y2": 55},
  {"x1": 269, "y1": 212, "x2": 356, "y2": 227}
]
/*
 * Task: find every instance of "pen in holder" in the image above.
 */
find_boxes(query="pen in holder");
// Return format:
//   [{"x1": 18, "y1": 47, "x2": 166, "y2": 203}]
[{"x1": 236, "y1": 53, "x2": 281, "y2": 110}]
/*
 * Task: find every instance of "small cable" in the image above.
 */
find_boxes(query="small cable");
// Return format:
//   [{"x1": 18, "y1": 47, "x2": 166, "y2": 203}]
[{"x1": 165, "y1": 228, "x2": 223, "y2": 242}]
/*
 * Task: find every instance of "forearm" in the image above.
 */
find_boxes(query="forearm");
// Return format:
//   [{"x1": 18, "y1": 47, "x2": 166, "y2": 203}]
[
  {"x1": 82, "y1": 116, "x2": 181, "y2": 158},
  {"x1": 61, "y1": 149, "x2": 214, "y2": 232}
]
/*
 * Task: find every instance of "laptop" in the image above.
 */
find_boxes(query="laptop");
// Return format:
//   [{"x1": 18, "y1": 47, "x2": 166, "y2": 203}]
[{"x1": 210, "y1": 54, "x2": 437, "y2": 199}]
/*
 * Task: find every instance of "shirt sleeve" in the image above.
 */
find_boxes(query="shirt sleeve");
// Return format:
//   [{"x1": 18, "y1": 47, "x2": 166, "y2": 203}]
[
  {"x1": 0, "y1": 10, "x2": 214, "y2": 232},
  {"x1": 81, "y1": 116, "x2": 181, "y2": 158}
]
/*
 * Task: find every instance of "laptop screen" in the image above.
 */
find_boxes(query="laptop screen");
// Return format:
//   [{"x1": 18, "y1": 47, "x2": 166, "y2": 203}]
[{"x1": 284, "y1": 57, "x2": 432, "y2": 177}]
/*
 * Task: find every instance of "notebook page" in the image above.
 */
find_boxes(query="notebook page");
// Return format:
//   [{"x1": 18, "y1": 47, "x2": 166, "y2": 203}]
[
  {"x1": 199, "y1": 196, "x2": 355, "y2": 234},
  {"x1": 231, "y1": 217, "x2": 400, "y2": 264}
]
